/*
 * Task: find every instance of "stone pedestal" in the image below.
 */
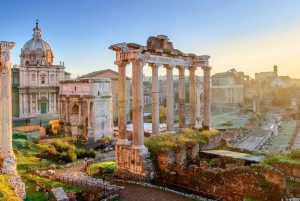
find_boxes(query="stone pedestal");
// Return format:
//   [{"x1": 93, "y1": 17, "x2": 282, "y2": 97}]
[
  {"x1": 114, "y1": 144, "x2": 154, "y2": 182},
  {"x1": 1, "y1": 155, "x2": 17, "y2": 173}
]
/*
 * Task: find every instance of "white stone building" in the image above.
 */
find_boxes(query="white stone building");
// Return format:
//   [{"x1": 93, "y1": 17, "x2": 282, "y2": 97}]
[
  {"x1": 59, "y1": 78, "x2": 113, "y2": 141},
  {"x1": 79, "y1": 69, "x2": 131, "y2": 123},
  {"x1": 18, "y1": 22, "x2": 69, "y2": 119}
]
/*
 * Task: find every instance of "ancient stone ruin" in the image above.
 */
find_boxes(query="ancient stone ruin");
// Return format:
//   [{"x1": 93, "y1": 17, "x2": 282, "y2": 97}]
[
  {"x1": 109, "y1": 35, "x2": 212, "y2": 182},
  {"x1": 1, "y1": 41, "x2": 26, "y2": 200}
]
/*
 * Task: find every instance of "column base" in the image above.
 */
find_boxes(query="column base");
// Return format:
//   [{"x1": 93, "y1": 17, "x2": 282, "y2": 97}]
[
  {"x1": 1, "y1": 154, "x2": 17, "y2": 173},
  {"x1": 116, "y1": 139, "x2": 129, "y2": 145},
  {"x1": 132, "y1": 145, "x2": 145, "y2": 149},
  {"x1": 115, "y1": 144, "x2": 154, "y2": 183},
  {"x1": 166, "y1": 130, "x2": 175, "y2": 134}
]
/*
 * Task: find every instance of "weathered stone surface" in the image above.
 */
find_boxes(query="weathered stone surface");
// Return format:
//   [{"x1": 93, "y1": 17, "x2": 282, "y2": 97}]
[{"x1": 115, "y1": 144, "x2": 153, "y2": 182}]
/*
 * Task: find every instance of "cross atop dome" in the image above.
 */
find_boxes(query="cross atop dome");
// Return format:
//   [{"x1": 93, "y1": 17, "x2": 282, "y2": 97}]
[{"x1": 36, "y1": 19, "x2": 39, "y2": 28}]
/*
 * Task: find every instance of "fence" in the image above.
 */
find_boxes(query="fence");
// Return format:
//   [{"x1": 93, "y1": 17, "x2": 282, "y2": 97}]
[{"x1": 26, "y1": 163, "x2": 122, "y2": 200}]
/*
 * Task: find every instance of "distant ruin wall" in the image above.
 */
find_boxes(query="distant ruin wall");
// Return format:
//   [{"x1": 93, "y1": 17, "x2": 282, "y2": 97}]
[{"x1": 156, "y1": 144, "x2": 286, "y2": 201}]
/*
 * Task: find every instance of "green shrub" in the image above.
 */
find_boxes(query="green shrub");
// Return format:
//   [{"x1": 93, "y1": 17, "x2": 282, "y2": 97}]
[
  {"x1": 60, "y1": 150, "x2": 77, "y2": 162},
  {"x1": 75, "y1": 148, "x2": 96, "y2": 159},
  {"x1": 51, "y1": 139, "x2": 74, "y2": 153},
  {"x1": 288, "y1": 148, "x2": 300, "y2": 160},
  {"x1": 89, "y1": 161, "x2": 116, "y2": 174},
  {"x1": 13, "y1": 132, "x2": 28, "y2": 140}
]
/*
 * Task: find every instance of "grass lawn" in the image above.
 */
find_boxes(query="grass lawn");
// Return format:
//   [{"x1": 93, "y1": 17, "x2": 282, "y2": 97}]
[
  {"x1": 0, "y1": 174, "x2": 20, "y2": 201},
  {"x1": 211, "y1": 114, "x2": 249, "y2": 129},
  {"x1": 269, "y1": 120, "x2": 297, "y2": 152},
  {"x1": 13, "y1": 138, "x2": 86, "y2": 200}
]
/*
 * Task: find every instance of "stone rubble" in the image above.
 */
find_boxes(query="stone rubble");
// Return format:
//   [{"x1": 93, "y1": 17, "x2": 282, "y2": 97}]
[{"x1": 7, "y1": 170, "x2": 26, "y2": 200}]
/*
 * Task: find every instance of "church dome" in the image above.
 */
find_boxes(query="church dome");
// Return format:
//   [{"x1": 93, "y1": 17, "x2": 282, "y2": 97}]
[
  {"x1": 20, "y1": 21, "x2": 54, "y2": 66},
  {"x1": 22, "y1": 38, "x2": 52, "y2": 53}
]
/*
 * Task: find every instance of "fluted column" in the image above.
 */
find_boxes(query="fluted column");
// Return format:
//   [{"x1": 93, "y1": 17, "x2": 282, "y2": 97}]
[
  {"x1": 164, "y1": 64, "x2": 175, "y2": 133},
  {"x1": 149, "y1": 63, "x2": 160, "y2": 135},
  {"x1": 177, "y1": 66, "x2": 186, "y2": 130},
  {"x1": 132, "y1": 59, "x2": 145, "y2": 149},
  {"x1": 117, "y1": 61, "x2": 129, "y2": 144},
  {"x1": 202, "y1": 66, "x2": 212, "y2": 129},
  {"x1": 189, "y1": 67, "x2": 197, "y2": 127}
]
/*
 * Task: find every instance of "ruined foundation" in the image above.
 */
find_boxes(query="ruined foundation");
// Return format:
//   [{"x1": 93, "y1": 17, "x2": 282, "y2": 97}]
[{"x1": 114, "y1": 145, "x2": 154, "y2": 182}]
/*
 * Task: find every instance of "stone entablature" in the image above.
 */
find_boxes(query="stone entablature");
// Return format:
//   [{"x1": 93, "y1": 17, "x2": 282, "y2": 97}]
[{"x1": 59, "y1": 78, "x2": 113, "y2": 141}]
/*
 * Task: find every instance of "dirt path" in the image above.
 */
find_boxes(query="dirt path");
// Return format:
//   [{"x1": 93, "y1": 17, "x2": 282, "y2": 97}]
[{"x1": 110, "y1": 181, "x2": 192, "y2": 201}]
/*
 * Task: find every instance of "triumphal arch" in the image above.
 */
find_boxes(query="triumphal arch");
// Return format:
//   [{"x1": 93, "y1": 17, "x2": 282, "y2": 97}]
[{"x1": 109, "y1": 35, "x2": 211, "y2": 181}]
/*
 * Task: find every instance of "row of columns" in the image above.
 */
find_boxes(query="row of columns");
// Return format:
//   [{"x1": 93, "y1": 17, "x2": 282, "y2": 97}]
[
  {"x1": 19, "y1": 92, "x2": 57, "y2": 116},
  {"x1": 116, "y1": 57, "x2": 211, "y2": 148}
]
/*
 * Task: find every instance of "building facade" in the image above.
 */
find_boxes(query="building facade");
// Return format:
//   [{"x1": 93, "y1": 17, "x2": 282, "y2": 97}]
[
  {"x1": 79, "y1": 69, "x2": 131, "y2": 124},
  {"x1": 59, "y1": 78, "x2": 113, "y2": 141},
  {"x1": 18, "y1": 22, "x2": 68, "y2": 119}
]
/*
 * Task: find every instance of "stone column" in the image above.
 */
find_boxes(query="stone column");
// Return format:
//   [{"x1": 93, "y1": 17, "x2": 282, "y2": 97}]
[
  {"x1": 78, "y1": 97, "x2": 82, "y2": 125},
  {"x1": 149, "y1": 63, "x2": 160, "y2": 135},
  {"x1": 87, "y1": 99, "x2": 93, "y2": 141},
  {"x1": 54, "y1": 92, "x2": 57, "y2": 113},
  {"x1": 131, "y1": 59, "x2": 145, "y2": 149},
  {"x1": 35, "y1": 93, "x2": 38, "y2": 113},
  {"x1": 29, "y1": 93, "x2": 32, "y2": 115},
  {"x1": 36, "y1": 71, "x2": 38, "y2": 86},
  {"x1": 66, "y1": 97, "x2": 70, "y2": 122},
  {"x1": 202, "y1": 66, "x2": 212, "y2": 129},
  {"x1": 177, "y1": 66, "x2": 186, "y2": 130},
  {"x1": 196, "y1": 83, "x2": 201, "y2": 127},
  {"x1": 189, "y1": 67, "x2": 197, "y2": 127},
  {"x1": 117, "y1": 61, "x2": 129, "y2": 144},
  {"x1": 226, "y1": 87, "x2": 229, "y2": 103},
  {"x1": 164, "y1": 64, "x2": 174, "y2": 133},
  {"x1": 19, "y1": 93, "x2": 23, "y2": 116},
  {"x1": 24, "y1": 93, "x2": 28, "y2": 115},
  {"x1": 49, "y1": 92, "x2": 52, "y2": 112}
]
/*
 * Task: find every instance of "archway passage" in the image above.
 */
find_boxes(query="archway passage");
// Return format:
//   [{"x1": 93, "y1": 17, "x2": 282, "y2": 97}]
[{"x1": 71, "y1": 104, "x2": 79, "y2": 135}]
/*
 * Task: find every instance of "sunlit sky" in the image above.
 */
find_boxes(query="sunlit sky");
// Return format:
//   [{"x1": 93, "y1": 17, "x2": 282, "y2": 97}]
[{"x1": 2, "y1": 0, "x2": 300, "y2": 78}]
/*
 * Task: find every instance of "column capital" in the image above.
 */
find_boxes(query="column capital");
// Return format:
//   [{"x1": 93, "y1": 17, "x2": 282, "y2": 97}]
[
  {"x1": 148, "y1": 63, "x2": 162, "y2": 68},
  {"x1": 163, "y1": 64, "x2": 175, "y2": 69},
  {"x1": 176, "y1": 65, "x2": 188, "y2": 70},
  {"x1": 201, "y1": 66, "x2": 212, "y2": 71},
  {"x1": 188, "y1": 66, "x2": 197, "y2": 71},
  {"x1": 130, "y1": 58, "x2": 145, "y2": 67},
  {"x1": 115, "y1": 60, "x2": 130, "y2": 67}
]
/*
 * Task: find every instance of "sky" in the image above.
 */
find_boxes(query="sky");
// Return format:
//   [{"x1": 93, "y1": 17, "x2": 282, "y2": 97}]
[{"x1": 1, "y1": 0, "x2": 300, "y2": 78}]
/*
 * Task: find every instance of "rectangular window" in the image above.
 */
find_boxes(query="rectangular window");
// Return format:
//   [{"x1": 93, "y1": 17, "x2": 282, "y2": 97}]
[{"x1": 41, "y1": 77, "x2": 45, "y2": 84}]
